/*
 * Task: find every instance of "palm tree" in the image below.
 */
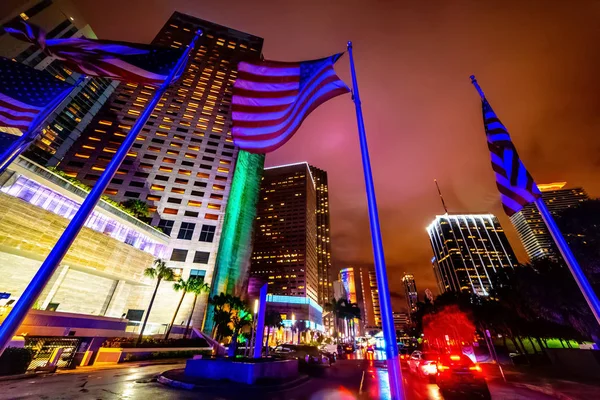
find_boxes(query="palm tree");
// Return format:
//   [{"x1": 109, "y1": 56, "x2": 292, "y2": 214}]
[
  {"x1": 165, "y1": 277, "x2": 196, "y2": 339},
  {"x1": 137, "y1": 259, "x2": 174, "y2": 344},
  {"x1": 184, "y1": 280, "x2": 210, "y2": 338},
  {"x1": 264, "y1": 311, "x2": 283, "y2": 354},
  {"x1": 209, "y1": 292, "x2": 234, "y2": 339},
  {"x1": 121, "y1": 199, "x2": 150, "y2": 219}
]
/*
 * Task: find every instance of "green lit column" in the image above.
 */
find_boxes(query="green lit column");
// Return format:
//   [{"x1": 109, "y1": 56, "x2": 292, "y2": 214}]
[{"x1": 203, "y1": 150, "x2": 264, "y2": 335}]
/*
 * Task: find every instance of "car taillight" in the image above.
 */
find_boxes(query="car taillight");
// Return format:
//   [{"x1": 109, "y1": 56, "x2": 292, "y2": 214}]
[
  {"x1": 437, "y1": 363, "x2": 450, "y2": 371},
  {"x1": 469, "y1": 364, "x2": 482, "y2": 373},
  {"x1": 450, "y1": 355, "x2": 461, "y2": 361}
]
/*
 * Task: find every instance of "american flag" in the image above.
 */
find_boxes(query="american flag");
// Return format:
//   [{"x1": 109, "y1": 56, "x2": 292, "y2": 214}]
[
  {"x1": 4, "y1": 21, "x2": 185, "y2": 85},
  {"x1": 0, "y1": 57, "x2": 72, "y2": 134},
  {"x1": 479, "y1": 88, "x2": 541, "y2": 216},
  {"x1": 232, "y1": 53, "x2": 350, "y2": 153}
]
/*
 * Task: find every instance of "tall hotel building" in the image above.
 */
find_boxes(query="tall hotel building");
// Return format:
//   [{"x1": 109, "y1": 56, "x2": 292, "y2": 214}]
[
  {"x1": 510, "y1": 182, "x2": 588, "y2": 261},
  {"x1": 0, "y1": 0, "x2": 118, "y2": 166},
  {"x1": 249, "y1": 163, "x2": 319, "y2": 301},
  {"x1": 427, "y1": 213, "x2": 517, "y2": 296},
  {"x1": 309, "y1": 166, "x2": 333, "y2": 307},
  {"x1": 60, "y1": 12, "x2": 263, "y2": 325}
]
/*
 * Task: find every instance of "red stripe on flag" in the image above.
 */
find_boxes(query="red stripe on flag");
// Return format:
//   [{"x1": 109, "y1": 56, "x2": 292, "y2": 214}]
[
  {"x1": 232, "y1": 103, "x2": 291, "y2": 113},
  {"x1": 234, "y1": 75, "x2": 343, "y2": 129},
  {"x1": 237, "y1": 71, "x2": 300, "y2": 84},
  {"x1": 233, "y1": 87, "x2": 299, "y2": 99},
  {"x1": 242, "y1": 87, "x2": 349, "y2": 153},
  {"x1": 0, "y1": 99, "x2": 38, "y2": 115}
]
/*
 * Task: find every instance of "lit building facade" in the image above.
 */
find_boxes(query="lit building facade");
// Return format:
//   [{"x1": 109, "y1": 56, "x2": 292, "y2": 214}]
[
  {"x1": 427, "y1": 213, "x2": 517, "y2": 296},
  {"x1": 510, "y1": 182, "x2": 588, "y2": 262},
  {"x1": 338, "y1": 266, "x2": 381, "y2": 332},
  {"x1": 392, "y1": 311, "x2": 410, "y2": 332},
  {"x1": 402, "y1": 273, "x2": 418, "y2": 314},
  {"x1": 249, "y1": 162, "x2": 319, "y2": 302},
  {"x1": 0, "y1": 157, "x2": 183, "y2": 335},
  {"x1": 59, "y1": 12, "x2": 264, "y2": 328},
  {"x1": 0, "y1": 0, "x2": 118, "y2": 166},
  {"x1": 308, "y1": 166, "x2": 333, "y2": 308}
]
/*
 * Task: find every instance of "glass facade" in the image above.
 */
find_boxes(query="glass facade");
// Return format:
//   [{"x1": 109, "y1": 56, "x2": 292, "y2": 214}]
[
  {"x1": 427, "y1": 213, "x2": 517, "y2": 296},
  {"x1": 510, "y1": 183, "x2": 588, "y2": 262},
  {"x1": 0, "y1": 0, "x2": 118, "y2": 166},
  {"x1": 402, "y1": 273, "x2": 418, "y2": 314}
]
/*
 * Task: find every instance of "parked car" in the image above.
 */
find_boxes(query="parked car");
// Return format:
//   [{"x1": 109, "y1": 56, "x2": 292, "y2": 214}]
[
  {"x1": 408, "y1": 351, "x2": 439, "y2": 380},
  {"x1": 343, "y1": 343, "x2": 355, "y2": 354},
  {"x1": 319, "y1": 344, "x2": 338, "y2": 363},
  {"x1": 436, "y1": 353, "x2": 490, "y2": 399},
  {"x1": 273, "y1": 344, "x2": 331, "y2": 366}
]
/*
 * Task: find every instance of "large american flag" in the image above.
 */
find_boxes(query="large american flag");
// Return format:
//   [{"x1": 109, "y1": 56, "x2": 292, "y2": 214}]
[
  {"x1": 481, "y1": 96, "x2": 541, "y2": 216},
  {"x1": 4, "y1": 21, "x2": 185, "y2": 85},
  {"x1": 0, "y1": 57, "x2": 72, "y2": 134},
  {"x1": 232, "y1": 53, "x2": 350, "y2": 153}
]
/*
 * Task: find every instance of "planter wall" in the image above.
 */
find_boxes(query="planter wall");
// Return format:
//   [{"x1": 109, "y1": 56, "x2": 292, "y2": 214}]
[{"x1": 185, "y1": 358, "x2": 298, "y2": 384}]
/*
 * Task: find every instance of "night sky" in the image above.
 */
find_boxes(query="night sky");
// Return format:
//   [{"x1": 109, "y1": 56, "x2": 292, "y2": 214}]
[{"x1": 15, "y1": 0, "x2": 600, "y2": 309}]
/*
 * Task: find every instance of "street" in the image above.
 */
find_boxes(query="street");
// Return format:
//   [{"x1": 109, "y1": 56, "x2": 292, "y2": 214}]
[{"x1": 0, "y1": 357, "x2": 560, "y2": 400}]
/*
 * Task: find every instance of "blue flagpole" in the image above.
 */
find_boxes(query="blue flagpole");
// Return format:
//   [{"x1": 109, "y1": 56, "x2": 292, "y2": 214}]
[
  {"x1": 347, "y1": 41, "x2": 405, "y2": 400},
  {"x1": 536, "y1": 198, "x2": 600, "y2": 325},
  {"x1": 0, "y1": 74, "x2": 86, "y2": 174},
  {"x1": 0, "y1": 30, "x2": 202, "y2": 356}
]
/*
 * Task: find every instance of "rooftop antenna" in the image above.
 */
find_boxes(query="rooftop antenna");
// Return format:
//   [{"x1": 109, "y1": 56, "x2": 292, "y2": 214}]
[{"x1": 434, "y1": 179, "x2": 449, "y2": 214}]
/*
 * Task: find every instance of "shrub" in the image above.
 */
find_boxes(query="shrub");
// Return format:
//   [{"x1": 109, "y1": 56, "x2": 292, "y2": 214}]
[
  {"x1": 101, "y1": 337, "x2": 209, "y2": 349},
  {"x1": 0, "y1": 347, "x2": 33, "y2": 376},
  {"x1": 122, "y1": 350, "x2": 211, "y2": 362}
]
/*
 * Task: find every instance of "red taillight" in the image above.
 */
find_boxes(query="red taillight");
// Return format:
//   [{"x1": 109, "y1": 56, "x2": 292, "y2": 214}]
[
  {"x1": 469, "y1": 364, "x2": 482, "y2": 372},
  {"x1": 437, "y1": 363, "x2": 450, "y2": 371},
  {"x1": 450, "y1": 355, "x2": 461, "y2": 361}
]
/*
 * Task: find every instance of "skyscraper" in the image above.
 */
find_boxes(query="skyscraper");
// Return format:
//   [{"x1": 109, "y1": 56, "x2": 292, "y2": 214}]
[
  {"x1": 59, "y1": 12, "x2": 264, "y2": 325},
  {"x1": 402, "y1": 273, "x2": 418, "y2": 314},
  {"x1": 510, "y1": 182, "x2": 588, "y2": 261},
  {"x1": 249, "y1": 162, "x2": 318, "y2": 302},
  {"x1": 309, "y1": 166, "x2": 333, "y2": 308},
  {"x1": 427, "y1": 213, "x2": 517, "y2": 296},
  {"x1": 0, "y1": 0, "x2": 118, "y2": 166},
  {"x1": 338, "y1": 266, "x2": 381, "y2": 331}
]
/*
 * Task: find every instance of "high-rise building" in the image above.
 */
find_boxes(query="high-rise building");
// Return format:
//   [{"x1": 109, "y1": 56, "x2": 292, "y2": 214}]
[
  {"x1": 0, "y1": 0, "x2": 118, "y2": 166},
  {"x1": 510, "y1": 182, "x2": 588, "y2": 262},
  {"x1": 338, "y1": 266, "x2": 381, "y2": 331},
  {"x1": 59, "y1": 12, "x2": 264, "y2": 326},
  {"x1": 402, "y1": 273, "x2": 418, "y2": 314},
  {"x1": 309, "y1": 166, "x2": 333, "y2": 307},
  {"x1": 427, "y1": 213, "x2": 517, "y2": 296},
  {"x1": 392, "y1": 311, "x2": 410, "y2": 332},
  {"x1": 249, "y1": 162, "x2": 318, "y2": 302}
]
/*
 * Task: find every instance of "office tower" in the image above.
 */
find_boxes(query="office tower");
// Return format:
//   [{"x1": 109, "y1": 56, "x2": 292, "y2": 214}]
[
  {"x1": 427, "y1": 213, "x2": 517, "y2": 296},
  {"x1": 510, "y1": 182, "x2": 588, "y2": 261},
  {"x1": 249, "y1": 162, "x2": 318, "y2": 302},
  {"x1": 367, "y1": 269, "x2": 381, "y2": 327},
  {"x1": 60, "y1": 12, "x2": 264, "y2": 326},
  {"x1": 0, "y1": 0, "x2": 118, "y2": 166},
  {"x1": 392, "y1": 311, "x2": 410, "y2": 332},
  {"x1": 309, "y1": 166, "x2": 333, "y2": 308},
  {"x1": 402, "y1": 273, "x2": 418, "y2": 314},
  {"x1": 339, "y1": 267, "x2": 358, "y2": 304}
]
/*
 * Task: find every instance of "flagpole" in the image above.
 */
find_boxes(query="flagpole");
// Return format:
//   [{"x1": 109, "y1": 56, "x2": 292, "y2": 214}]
[
  {"x1": 0, "y1": 30, "x2": 202, "y2": 356},
  {"x1": 536, "y1": 198, "x2": 600, "y2": 325},
  {"x1": 0, "y1": 74, "x2": 86, "y2": 174},
  {"x1": 347, "y1": 41, "x2": 405, "y2": 400},
  {"x1": 470, "y1": 75, "x2": 600, "y2": 327}
]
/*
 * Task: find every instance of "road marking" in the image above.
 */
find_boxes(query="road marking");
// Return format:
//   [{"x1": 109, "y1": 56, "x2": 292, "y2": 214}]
[{"x1": 359, "y1": 370, "x2": 365, "y2": 394}]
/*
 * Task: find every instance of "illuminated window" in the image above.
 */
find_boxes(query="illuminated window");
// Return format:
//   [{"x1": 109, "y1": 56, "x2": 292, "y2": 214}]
[
  {"x1": 171, "y1": 188, "x2": 185, "y2": 194},
  {"x1": 163, "y1": 207, "x2": 178, "y2": 215},
  {"x1": 205, "y1": 213, "x2": 219, "y2": 221},
  {"x1": 98, "y1": 120, "x2": 112, "y2": 126},
  {"x1": 197, "y1": 172, "x2": 210, "y2": 179},
  {"x1": 159, "y1": 166, "x2": 173, "y2": 172},
  {"x1": 207, "y1": 203, "x2": 221, "y2": 210},
  {"x1": 213, "y1": 184, "x2": 225, "y2": 191},
  {"x1": 188, "y1": 200, "x2": 202, "y2": 207},
  {"x1": 151, "y1": 184, "x2": 165, "y2": 191}
]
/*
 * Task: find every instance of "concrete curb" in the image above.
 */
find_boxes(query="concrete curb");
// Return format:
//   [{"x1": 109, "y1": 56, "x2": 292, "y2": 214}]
[
  {"x1": 157, "y1": 371, "x2": 310, "y2": 392},
  {"x1": 0, "y1": 371, "x2": 53, "y2": 382},
  {"x1": 511, "y1": 382, "x2": 576, "y2": 400}
]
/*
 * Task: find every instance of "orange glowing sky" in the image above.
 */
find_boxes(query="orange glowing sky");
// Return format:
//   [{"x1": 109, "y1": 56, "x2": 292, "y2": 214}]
[{"x1": 10, "y1": 0, "x2": 599, "y2": 309}]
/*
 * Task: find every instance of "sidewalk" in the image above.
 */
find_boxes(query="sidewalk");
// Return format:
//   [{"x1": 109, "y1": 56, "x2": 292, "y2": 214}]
[{"x1": 483, "y1": 363, "x2": 600, "y2": 400}]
